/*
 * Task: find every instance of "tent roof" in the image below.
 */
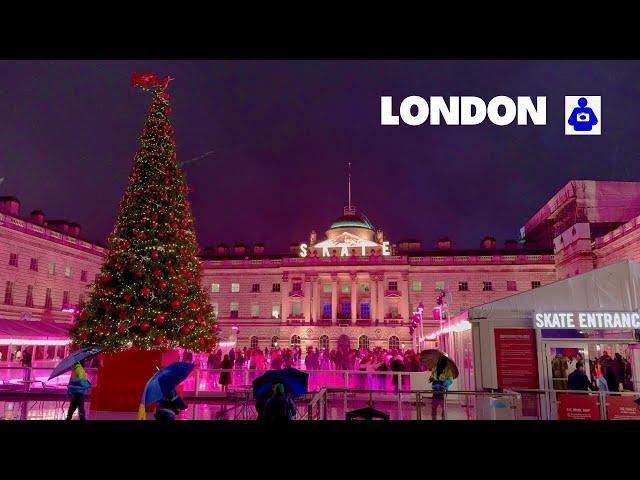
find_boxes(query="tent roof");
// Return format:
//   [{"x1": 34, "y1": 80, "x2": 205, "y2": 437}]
[
  {"x1": 468, "y1": 260, "x2": 640, "y2": 319},
  {"x1": 0, "y1": 318, "x2": 71, "y2": 339}
]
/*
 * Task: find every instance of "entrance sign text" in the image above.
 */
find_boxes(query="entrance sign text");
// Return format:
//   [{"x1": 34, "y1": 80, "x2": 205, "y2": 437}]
[{"x1": 535, "y1": 312, "x2": 640, "y2": 329}]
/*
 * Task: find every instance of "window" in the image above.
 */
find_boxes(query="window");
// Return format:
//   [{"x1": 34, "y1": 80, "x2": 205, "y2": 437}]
[
  {"x1": 25, "y1": 285, "x2": 34, "y2": 307},
  {"x1": 231, "y1": 283, "x2": 240, "y2": 293},
  {"x1": 211, "y1": 283, "x2": 220, "y2": 293},
  {"x1": 322, "y1": 303, "x2": 332, "y2": 319},
  {"x1": 4, "y1": 281, "x2": 14, "y2": 305},
  {"x1": 271, "y1": 336, "x2": 279, "y2": 348},
  {"x1": 80, "y1": 270, "x2": 87, "y2": 282},
  {"x1": 482, "y1": 281, "x2": 493, "y2": 292},
  {"x1": 291, "y1": 302, "x2": 302, "y2": 316},
  {"x1": 250, "y1": 336, "x2": 259, "y2": 348},
  {"x1": 291, "y1": 335, "x2": 301, "y2": 348},
  {"x1": 48, "y1": 263, "x2": 56, "y2": 275},
  {"x1": 532, "y1": 281, "x2": 541, "y2": 289},
  {"x1": 44, "y1": 288, "x2": 52, "y2": 310},
  {"x1": 340, "y1": 302, "x2": 351, "y2": 317},
  {"x1": 65, "y1": 266, "x2": 72, "y2": 278},
  {"x1": 94, "y1": 273, "x2": 99, "y2": 283},
  {"x1": 251, "y1": 283, "x2": 260, "y2": 293},
  {"x1": 251, "y1": 304, "x2": 260, "y2": 318},
  {"x1": 388, "y1": 281, "x2": 398, "y2": 291},
  {"x1": 78, "y1": 293, "x2": 85, "y2": 305},
  {"x1": 8, "y1": 253, "x2": 18, "y2": 267},
  {"x1": 322, "y1": 284, "x2": 332, "y2": 294},
  {"x1": 435, "y1": 281, "x2": 445, "y2": 291},
  {"x1": 458, "y1": 281, "x2": 469, "y2": 291},
  {"x1": 211, "y1": 302, "x2": 219, "y2": 316},
  {"x1": 358, "y1": 335, "x2": 370, "y2": 349},
  {"x1": 30, "y1": 258, "x2": 38, "y2": 271},
  {"x1": 360, "y1": 283, "x2": 370, "y2": 293},
  {"x1": 292, "y1": 282, "x2": 302, "y2": 292},
  {"x1": 341, "y1": 283, "x2": 350, "y2": 294},
  {"x1": 412, "y1": 280, "x2": 422, "y2": 292},
  {"x1": 230, "y1": 302, "x2": 239, "y2": 318},
  {"x1": 507, "y1": 281, "x2": 517, "y2": 292},
  {"x1": 271, "y1": 304, "x2": 281, "y2": 319},
  {"x1": 389, "y1": 336, "x2": 400, "y2": 350},
  {"x1": 62, "y1": 290, "x2": 70, "y2": 307},
  {"x1": 359, "y1": 302, "x2": 370, "y2": 319},
  {"x1": 319, "y1": 335, "x2": 330, "y2": 350},
  {"x1": 272, "y1": 283, "x2": 280, "y2": 292}
]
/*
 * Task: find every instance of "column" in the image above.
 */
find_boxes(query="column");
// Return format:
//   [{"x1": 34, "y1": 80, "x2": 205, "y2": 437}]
[
  {"x1": 281, "y1": 275, "x2": 290, "y2": 321},
  {"x1": 312, "y1": 279, "x2": 320, "y2": 322},
  {"x1": 331, "y1": 275, "x2": 338, "y2": 322},
  {"x1": 400, "y1": 276, "x2": 409, "y2": 321},
  {"x1": 377, "y1": 274, "x2": 385, "y2": 322},
  {"x1": 350, "y1": 274, "x2": 357, "y2": 322},
  {"x1": 303, "y1": 278, "x2": 311, "y2": 322},
  {"x1": 370, "y1": 277, "x2": 377, "y2": 322}
]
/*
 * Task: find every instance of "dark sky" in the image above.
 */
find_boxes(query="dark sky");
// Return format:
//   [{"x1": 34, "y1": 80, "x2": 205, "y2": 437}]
[{"x1": 1, "y1": 60, "x2": 639, "y2": 251}]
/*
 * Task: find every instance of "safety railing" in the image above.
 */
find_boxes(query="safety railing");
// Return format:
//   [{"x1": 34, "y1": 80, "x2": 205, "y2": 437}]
[{"x1": 0, "y1": 366, "x2": 99, "y2": 393}]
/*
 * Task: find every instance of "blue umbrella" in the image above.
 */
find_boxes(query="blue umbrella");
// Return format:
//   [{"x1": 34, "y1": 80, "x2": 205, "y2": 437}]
[
  {"x1": 138, "y1": 362, "x2": 194, "y2": 419},
  {"x1": 252, "y1": 368, "x2": 309, "y2": 400},
  {"x1": 48, "y1": 346, "x2": 104, "y2": 380}
]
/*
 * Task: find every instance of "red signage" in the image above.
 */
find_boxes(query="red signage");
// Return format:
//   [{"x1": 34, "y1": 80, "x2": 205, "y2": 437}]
[
  {"x1": 494, "y1": 328, "x2": 540, "y2": 417},
  {"x1": 557, "y1": 393, "x2": 601, "y2": 420},
  {"x1": 606, "y1": 396, "x2": 640, "y2": 420}
]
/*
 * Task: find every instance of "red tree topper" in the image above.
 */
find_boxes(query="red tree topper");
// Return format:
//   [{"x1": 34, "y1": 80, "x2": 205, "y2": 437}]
[{"x1": 131, "y1": 72, "x2": 174, "y2": 90}]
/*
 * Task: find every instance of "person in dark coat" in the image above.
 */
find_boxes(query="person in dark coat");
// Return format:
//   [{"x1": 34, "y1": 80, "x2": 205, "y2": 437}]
[
  {"x1": 262, "y1": 383, "x2": 296, "y2": 422},
  {"x1": 612, "y1": 353, "x2": 625, "y2": 390},
  {"x1": 219, "y1": 354, "x2": 232, "y2": 392},
  {"x1": 228, "y1": 348, "x2": 235, "y2": 368},
  {"x1": 604, "y1": 363, "x2": 619, "y2": 392},
  {"x1": 154, "y1": 389, "x2": 187, "y2": 421},
  {"x1": 567, "y1": 362, "x2": 597, "y2": 391}
]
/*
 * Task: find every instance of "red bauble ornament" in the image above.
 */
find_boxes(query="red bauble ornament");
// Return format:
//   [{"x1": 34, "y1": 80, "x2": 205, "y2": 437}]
[
  {"x1": 158, "y1": 280, "x2": 167, "y2": 289},
  {"x1": 153, "y1": 269, "x2": 162, "y2": 278},
  {"x1": 179, "y1": 248, "x2": 187, "y2": 255},
  {"x1": 141, "y1": 286, "x2": 151, "y2": 296},
  {"x1": 136, "y1": 271, "x2": 143, "y2": 278},
  {"x1": 171, "y1": 299, "x2": 180, "y2": 309},
  {"x1": 165, "y1": 259, "x2": 172, "y2": 266},
  {"x1": 198, "y1": 337, "x2": 206, "y2": 346},
  {"x1": 78, "y1": 311, "x2": 88, "y2": 321},
  {"x1": 151, "y1": 251, "x2": 159, "y2": 261},
  {"x1": 197, "y1": 314, "x2": 204, "y2": 322},
  {"x1": 140, "y1": 321, "x2": 151, "y2": 332},
  {"x1": 118, "y1": 310, "x2": 128, "y2": 320},
  {"x1": 123, "y1": 294, "x2": 132, "y2": 302},
  {"x1": 117, "y1": 324, "x2": 127, "y2": 334},
  {"x1": 135, "y1": 307, "x2": 145, "y2": 316},
  {"x1": 151, "y1": 213, "x2": 158, "y2": 221},
  {"x1": 154, "y1": 314, "x2": 165, "y2": 325},
  {"x1": 189, "y1": 302, "x2": 198, "y2": 310},
  {"x1": 104, "y1": 303, "x2": 113, "y2": 312},
  {"x1": 180, "y1": 326, "x2": 190, "y2": 336},
  {"x1": 153, "y1": 336, "x2": 164, "y2": 345},
  {"x1": 140, "y1": 232, "x2": 148, "y2": 240}
]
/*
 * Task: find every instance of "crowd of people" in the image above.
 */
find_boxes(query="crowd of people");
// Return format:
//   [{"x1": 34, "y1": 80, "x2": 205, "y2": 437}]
[
  {"x1": 189, "y1": 345, "x2": 426, "y2": 374},
  {"x1": 567, "y1": 351, "x2": 634, "y2": 392}
]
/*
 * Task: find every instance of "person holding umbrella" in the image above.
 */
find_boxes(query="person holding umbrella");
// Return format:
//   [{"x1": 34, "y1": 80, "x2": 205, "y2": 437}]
[
  {"x1": 66, "y1": 360, "x2": 91, "y2": 421},
  {"x1": 262, "y1": 383, "x2": 296, "y2": 422},
  {"x1": 138, "y1": 362, "x2": 194, "y2": 420},
  {"x1": 430, "y1": 354, "x2": 454, "y2": 420},
  {"x1": 154, "y1": 389, "x2": 188, "y2": 421}
]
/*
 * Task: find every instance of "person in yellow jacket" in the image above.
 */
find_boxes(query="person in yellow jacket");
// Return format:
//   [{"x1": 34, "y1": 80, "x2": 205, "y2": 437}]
[
  {"x1": 430, "y1": 355, "x2": 453, "y2": 420},
  {"x1": 66, "y1": 361, "x2": 91, "y2": 421}
]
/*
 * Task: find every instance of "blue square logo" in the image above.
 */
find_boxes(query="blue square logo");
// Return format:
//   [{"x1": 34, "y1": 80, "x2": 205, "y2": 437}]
[{"x1": 565, "y1": 96, "x2": 601, "y2": 135}]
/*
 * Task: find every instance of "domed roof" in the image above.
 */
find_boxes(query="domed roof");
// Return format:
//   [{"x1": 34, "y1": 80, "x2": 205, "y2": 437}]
[{"x1": 329, "y1": 213, "x2": 374, "y2": 231}]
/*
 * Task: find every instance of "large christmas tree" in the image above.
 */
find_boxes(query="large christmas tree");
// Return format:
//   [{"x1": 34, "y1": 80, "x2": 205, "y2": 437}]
[{"x1": 71, "y1": 73, "x2": 217, "y2": 352}]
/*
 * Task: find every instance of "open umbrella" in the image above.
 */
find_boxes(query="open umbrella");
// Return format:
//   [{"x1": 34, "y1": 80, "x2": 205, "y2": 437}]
[
  {"x1": 420, "y1": 349, "x2": 459, "y2": 379},
  {"x1": 138, "y1": 362, "x2": 194, "y2": 419},
  {"x1": 252, "y1": 368, "x2": 309, "y2": 400},
  {"x1": 48, "y1": 346, "x2": 104, "y2": 380}
]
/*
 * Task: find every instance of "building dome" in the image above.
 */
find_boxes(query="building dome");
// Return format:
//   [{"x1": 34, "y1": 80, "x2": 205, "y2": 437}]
[
  {"x1": 325, "y1": 211, "x2": 376, "y2": 242},
  {"x1": 329, "y1": 213, "x2": 374, "y2": 231}
]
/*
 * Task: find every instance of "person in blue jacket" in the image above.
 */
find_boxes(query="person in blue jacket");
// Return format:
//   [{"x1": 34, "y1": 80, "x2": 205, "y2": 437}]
[
  {"x1": 430, "y1": 355, "x2": 453, "y2": 420},
  {"x1": 66, "y1": 361, "x2": 91, "y2": 421}
]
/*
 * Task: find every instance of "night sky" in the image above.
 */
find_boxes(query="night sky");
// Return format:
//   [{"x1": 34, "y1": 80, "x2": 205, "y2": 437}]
[{"x1": 1, "y1": 60, "x2": 639, "y2": 251}]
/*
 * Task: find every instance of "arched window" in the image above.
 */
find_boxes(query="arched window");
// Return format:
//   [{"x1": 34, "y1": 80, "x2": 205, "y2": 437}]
[
  {"x1": 250, "y1": 336, "x2": 259, "y2": 348},
  {"x1": 358, "y1": 335, "x2": 369, "y2": 350},
  {"x1": 319, "y1": 335, "x2": 330, "y2": 350},
  {"x1": 389, "y1": 336, "x2": 400, "y2": 350},
  {"x1": 271, "y1": 336, "x2": 279, "y2": 348},
  {"x1": 290, "y1": 335, "x2": 301, "y2": 348}
]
